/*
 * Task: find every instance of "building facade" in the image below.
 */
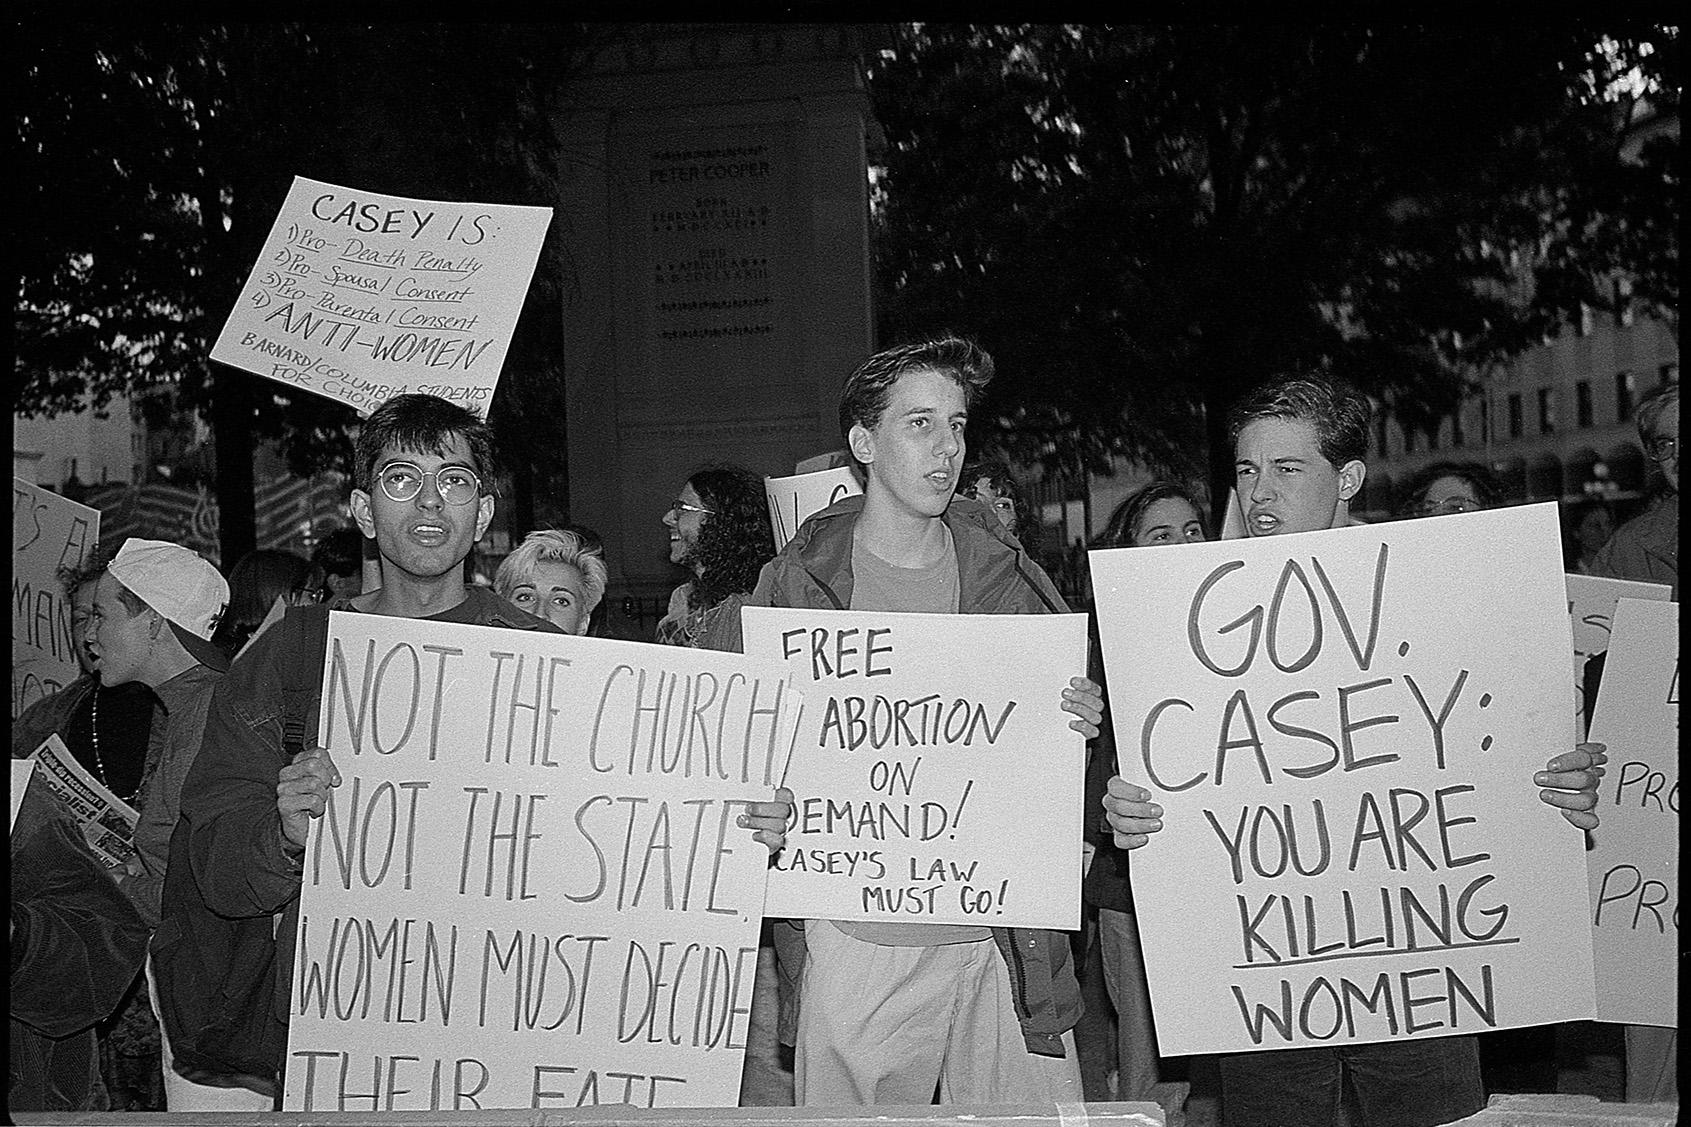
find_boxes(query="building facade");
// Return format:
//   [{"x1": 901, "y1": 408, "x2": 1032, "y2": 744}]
[{"x1": 1357, "y1": 311, "x2": 1679, "y2": 520}]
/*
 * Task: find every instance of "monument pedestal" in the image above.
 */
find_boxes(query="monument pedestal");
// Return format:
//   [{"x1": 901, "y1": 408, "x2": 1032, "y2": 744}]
[{"x1": 558, "y1": 26, "x2": 883, "y2": 621}]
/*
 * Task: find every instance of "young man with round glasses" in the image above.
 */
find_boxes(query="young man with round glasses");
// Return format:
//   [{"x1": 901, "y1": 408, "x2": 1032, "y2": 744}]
[{"x1": 158, "y1": 393, "x2": 794, "y2": 1106}]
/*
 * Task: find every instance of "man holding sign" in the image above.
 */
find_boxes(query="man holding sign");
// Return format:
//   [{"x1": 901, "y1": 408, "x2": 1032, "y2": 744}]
[
  {"x1": 724, "y1": 336, "x2": 1105, "y2": 1105},
  {"x1": 160, "y1": 393, "x2": 796, "y2": 1107},
  {"x1": 1101, "y1": 374, "x2": 1607, "y2": 1127}
]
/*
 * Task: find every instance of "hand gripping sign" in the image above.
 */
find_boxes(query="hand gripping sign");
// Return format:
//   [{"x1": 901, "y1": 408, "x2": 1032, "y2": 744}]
[
  {"x1": 284, "y1": 614, "x2": 804, "y2": 1112},
  {"x1": 1088, "y1": 503, "x2": 1597, "y2": 1056}
]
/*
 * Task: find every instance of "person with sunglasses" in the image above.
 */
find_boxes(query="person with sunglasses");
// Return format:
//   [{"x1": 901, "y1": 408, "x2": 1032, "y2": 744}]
[{"x1": 655, "y1": 464, "x2": 776, "y2": 649}]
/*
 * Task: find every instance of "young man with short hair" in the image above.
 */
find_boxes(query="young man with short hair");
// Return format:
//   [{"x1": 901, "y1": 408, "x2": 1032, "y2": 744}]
[
  {"x1": 85, "y1": 538, "x2": 232, "y2": 927},
  {"x1": 157, "y1": 393, "x2": 794, "y2": 1106},
  {"x1": 1102, "y1": 373, "x2": 1607, "y2": 1127},
  {"x1": 728, "y1": 335, "x2": 1106, "y2": 1105}
]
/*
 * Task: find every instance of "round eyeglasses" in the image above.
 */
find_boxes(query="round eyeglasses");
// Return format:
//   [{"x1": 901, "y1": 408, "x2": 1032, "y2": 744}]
[
  {"x1": 1415, "y1": 496, "x2": 1482, "y2": 517},
  {"x1": 376, "y1": 462, "x2": 482, "y2": 505},
  {"x1": 667, "y1": 499, "x2": 714, "y2": 517}
]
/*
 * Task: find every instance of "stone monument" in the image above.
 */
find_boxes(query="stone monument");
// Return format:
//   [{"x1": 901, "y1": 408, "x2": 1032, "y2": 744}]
[{"x1": 558, "y1": 24, "x2": 885, "y2": 620}]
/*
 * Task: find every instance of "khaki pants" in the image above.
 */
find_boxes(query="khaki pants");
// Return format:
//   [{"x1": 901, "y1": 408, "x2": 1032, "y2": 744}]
[{"x1": 795, "y1": 920, "x2": 1081, "y2": 1105}]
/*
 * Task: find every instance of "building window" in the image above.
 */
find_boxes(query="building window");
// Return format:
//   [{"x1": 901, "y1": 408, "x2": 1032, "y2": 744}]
[
  {"x1": 1427, "y1": 421, "x2": 1440, "y2": 451},
  {"x1": 1452, "y1": 407, "x2": 1465, "y2": 448},
  {"x1": 1479, "y1": 399, "x2": 1491, "y2": 445},
  {"x1": 1403, "y1": 424, "x2": 1416, "y2": 454},
  {"x1": 1576, "y1": 380, "x2": 1593, "y2": 428},
  {"x1": 1538, "y1": 388, "x2": 1556, "y2": 435},
  {"x1": 1507, "y1": 394, "x2": 1523, "y2": 439},
  {"x1": 1616, "y1": 370, "x2": 1636, "y2": 422},
  {"x1": 1577, "y1": 302, "x2": 1593, "y2": 337}
]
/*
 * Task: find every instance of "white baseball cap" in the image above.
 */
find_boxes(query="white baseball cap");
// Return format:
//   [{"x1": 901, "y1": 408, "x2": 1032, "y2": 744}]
[{"x1": 107, "y1": 538, "x2": 231, "y2": 672}]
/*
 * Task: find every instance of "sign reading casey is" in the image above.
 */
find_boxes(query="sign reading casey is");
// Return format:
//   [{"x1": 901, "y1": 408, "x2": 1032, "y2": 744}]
[
  {"x1": 12, "y1": 478, "x2": 99, "y2": 719},
  {"x1": 1585, "y1": 597, "x2": 1678, "y2": 1029},
  {"x1": 284, "y1": 615, "x2": 804, "y2": 1112},
  {"x1": 1089, "y1": 504, "x2": 1597, "y2": 1056},
  {"x1": 742, "y1": 606, "x2": 1089, "y2": 930},
  {"x1": 212, "y1": 177, "x2": 552, "y2": 416}
]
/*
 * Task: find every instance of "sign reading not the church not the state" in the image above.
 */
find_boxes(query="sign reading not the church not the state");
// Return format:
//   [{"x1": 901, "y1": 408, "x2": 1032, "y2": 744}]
[{"x1": 284, "y1": 614, "x2": 803, "y2": 1112}]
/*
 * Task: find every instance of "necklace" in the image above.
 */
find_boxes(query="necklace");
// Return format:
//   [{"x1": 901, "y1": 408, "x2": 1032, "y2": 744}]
[{"x1": 88, "y1": 690, "x2": 135, "y2": 803}]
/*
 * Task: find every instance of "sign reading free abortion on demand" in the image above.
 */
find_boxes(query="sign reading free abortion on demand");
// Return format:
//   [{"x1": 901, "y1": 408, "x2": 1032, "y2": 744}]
[
  {"x1": 1088, "y1": 503, "x2": 1596, "y2": 1056},
  {"x1": 212, "y1": 177, "x2": 552, "y2": 416},
  {"x1": 285, "y1": 614, "x2": 805, "y2": 1112},
  {"x1": 741, "y1": 606, "x2": 1089, "y2": 930}
]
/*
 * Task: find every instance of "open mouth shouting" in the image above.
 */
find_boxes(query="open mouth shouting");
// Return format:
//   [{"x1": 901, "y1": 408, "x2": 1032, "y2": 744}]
[
  {"x1": 1248, "y1": 508, "x2": 1283, "y2": 536},
  {"x1": 409, "y1": 520, "x2": 451, "y2": 546}
]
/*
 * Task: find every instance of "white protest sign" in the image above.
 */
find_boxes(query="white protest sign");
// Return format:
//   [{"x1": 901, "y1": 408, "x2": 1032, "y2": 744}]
[
  {"x1": 1220, "y1": 487, "x2": 1246, "y2": 540},
  {"x1": 285, "y1": 614, "x2": 805, "y2": 1112},
  {"x1": 1585, "y1": 597, "x2": 1678, "y2": 1029},
  {"x1": 10, "y1": 759, "x2": 35, "y2": 833},
  {"x1": 764, "y1": 468, "x2": 862, "y2": 553},
  {"x1": 212, "y1": 177, "x2": 552, "y2": 416},
  {"x1": 1089, "y1": 503, "x2": 1596, "y2": 1056},
  {"x1": 1565, "y1": 574, "x2": 1672, "y2": 739},
  {"x1": 741, "y1": 606, "x2": 1088, "y2": 929},
  {"x1": 12, "y1": 478, "x2": 99, "y2": 719}
]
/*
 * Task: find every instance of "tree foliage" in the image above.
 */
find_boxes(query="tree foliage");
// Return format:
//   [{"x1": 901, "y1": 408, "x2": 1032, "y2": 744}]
[
  {"x1": 869, "y1": 24, "x2": 1680, "y2": 499},
  {"x1": 16, "y1": 23, "x2": 623, "y2": 557}
]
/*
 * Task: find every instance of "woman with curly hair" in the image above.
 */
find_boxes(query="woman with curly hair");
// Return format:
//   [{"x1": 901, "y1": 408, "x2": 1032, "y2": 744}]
[{"x1": 655, "y1": 463, "x2": 776, "y2": 649}]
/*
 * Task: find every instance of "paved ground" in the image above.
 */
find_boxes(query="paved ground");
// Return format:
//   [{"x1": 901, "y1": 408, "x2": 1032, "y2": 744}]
[{"x1": 736, "y1": 941, "x2": 1629, "y2": 1118}]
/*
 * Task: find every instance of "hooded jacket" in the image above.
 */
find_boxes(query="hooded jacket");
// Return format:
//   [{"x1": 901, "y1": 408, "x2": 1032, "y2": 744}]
[{"x1": 721, "y1": 492, "x2": 1084, "y2": 1056}]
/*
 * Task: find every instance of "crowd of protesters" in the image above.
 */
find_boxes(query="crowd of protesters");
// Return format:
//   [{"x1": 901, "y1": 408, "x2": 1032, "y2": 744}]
[{"x1": 10, "y1": 344, "x2": 1674, "y2": 1125}]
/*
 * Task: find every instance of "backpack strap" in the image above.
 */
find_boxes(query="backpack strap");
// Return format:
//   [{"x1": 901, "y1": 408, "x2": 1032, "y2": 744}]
[{"x1": 278, "y1": 605, "x2": 333, "y2": 758}]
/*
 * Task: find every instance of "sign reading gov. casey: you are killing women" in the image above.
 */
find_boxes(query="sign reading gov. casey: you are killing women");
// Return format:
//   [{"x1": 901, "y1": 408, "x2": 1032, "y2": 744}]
[{"x1": 1089, "y1": 503, "x2": 1595, "y2": 1056}]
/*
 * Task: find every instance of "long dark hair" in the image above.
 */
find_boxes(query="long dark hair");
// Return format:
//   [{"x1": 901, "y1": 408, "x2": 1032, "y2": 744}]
[
  {"x1": 1097, "y1": 480, "x2": 1207, "y2": 548},
  {"x1": 684, "y1": 464, "x2": 775, "y2": 611},
  {"x1": 213, "y1": 548, "x2": 317, "y2": 656}
]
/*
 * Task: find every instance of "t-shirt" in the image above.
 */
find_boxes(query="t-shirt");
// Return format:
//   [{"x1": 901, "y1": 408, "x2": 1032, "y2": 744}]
[{"x1": 838, "y1": 524, "x2": 991, "y2": 946}]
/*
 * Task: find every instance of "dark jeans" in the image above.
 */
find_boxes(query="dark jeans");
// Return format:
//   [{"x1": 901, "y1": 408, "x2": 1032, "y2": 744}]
[{"x1": 1219, "y1": 1036, "x2": 1484, "y2": 1127}]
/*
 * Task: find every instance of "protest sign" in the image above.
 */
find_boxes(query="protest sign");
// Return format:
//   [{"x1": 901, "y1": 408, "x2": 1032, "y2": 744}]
[
  {"x1": 1089, "y1": 503, "x2": 1596, "y2": 1056},
  {"x1": 11, "y1": 759, "x2": 35, "y2": 833},
  {"x1": 1584, "y1": 597, "x2": 1677, "y2": 1029},
  {"x1": 741, "y1": 606, "x2": 1089, "y2": 930},
  {"x1": 12, "y1": 478, "x2": 99, "y2": 719},
  {"x1": 211, "y1": 177, "x2": 552, "y2": 416},
  {"x1": 763, "y1": 467, "x2": 862, "y2": 552},
  {"x1": 1565, "y1": 574, "x2": 1672, "y2": 739},
  {"x1": 1220, "y1": 487, "x2": 1246, "y2": 540},
  {"x1": 27, "y1": 735, "x2": 139, "y2": 869},
  {"x1": 285, "y1": 615, "x2": 804, "y2": 1112}
]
